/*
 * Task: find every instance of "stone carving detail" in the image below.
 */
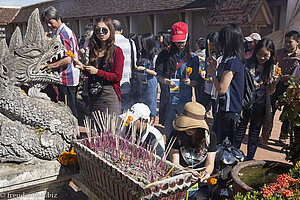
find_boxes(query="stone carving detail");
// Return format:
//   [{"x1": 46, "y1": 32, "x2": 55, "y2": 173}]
[{"x1": 0, "y1": 8, "x2": 79, "y2": 162}]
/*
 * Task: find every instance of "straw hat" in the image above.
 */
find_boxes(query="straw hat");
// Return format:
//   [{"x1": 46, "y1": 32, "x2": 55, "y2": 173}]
[{"x1": 173, "y1": 102, "x2": 209, "y2": 132}]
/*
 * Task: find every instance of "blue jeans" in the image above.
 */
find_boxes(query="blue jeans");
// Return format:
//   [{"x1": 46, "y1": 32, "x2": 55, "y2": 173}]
[
  {"x1": 165, "y1": 103, "x2": 186, "y2": 144},
  {"x1": 233, "y1": 104, "x2": 265, "y2": 160},
  {"x1": 213, "y1": 111, "x2": 240, "y2": 144},
  {"x1": 139, "y1": 76, "x2": 158, "y2": 117}
]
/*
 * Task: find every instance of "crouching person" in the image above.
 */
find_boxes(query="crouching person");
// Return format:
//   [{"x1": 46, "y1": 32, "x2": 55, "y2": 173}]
[
  {"x1": 169, "y1": 102, "x2": 216, "y2": 200},
  {"x1": 120, "y1": 103, "x2": 165, "y2": 157}
]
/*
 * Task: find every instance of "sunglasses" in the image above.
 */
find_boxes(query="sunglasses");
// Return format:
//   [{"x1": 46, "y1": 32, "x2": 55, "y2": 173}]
[{"x1": 95, "y1": 27, "x2": 109, "y2": 35}]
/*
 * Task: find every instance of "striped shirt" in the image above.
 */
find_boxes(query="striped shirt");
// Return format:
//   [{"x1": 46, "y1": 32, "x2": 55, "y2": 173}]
[
  {"x1": 114, "y1": 34, "x2": 137, "y2": 94},
  {"x1": 56, "y1": 23, "x2": 80, "y2": 86}
]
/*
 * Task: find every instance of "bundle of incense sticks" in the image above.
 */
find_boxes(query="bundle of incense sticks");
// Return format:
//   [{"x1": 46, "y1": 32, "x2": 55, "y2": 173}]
[{"x1": 82, "y1": 110, "x2": 177, "y2": 184}]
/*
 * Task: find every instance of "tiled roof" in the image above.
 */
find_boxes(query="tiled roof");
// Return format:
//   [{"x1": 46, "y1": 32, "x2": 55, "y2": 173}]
[
  {"x1": 0, "y1": 7, "x2": 20, "y2": 25},
  {"x1": 13, "y1": 0, "x2": 215, "y2": 23},
  {"x1": 207, "y1": 0, "x2": 269, "y2": 26}
]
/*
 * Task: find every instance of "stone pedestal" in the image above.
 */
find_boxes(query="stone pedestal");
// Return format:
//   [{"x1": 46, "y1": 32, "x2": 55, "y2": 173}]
[{"x1": 0, "y1": 159, "x2": 77, "y2": 200}]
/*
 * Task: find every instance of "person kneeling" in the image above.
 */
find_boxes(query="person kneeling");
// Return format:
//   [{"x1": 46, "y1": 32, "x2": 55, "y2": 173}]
[
  {"x1": 120, "y1": 103, "x2": 165, "y2": 157},
  {"x1": 170, "y1": 102, "x2": 217, "y2": 200}
]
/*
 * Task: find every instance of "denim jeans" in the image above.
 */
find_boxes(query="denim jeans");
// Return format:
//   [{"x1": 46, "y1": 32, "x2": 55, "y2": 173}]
[
  {"x1": 213, "y1": 111, "x2": 240, "y2": 144},
  {"x1": 165, "y1": 103, "x2": 186, "y2": 144},
  {"x1": 139, "y1": 76, "x2": 158, "y2": 117},
  {"x1": 233, "y1": 104, "x2": 265, "y2": 160}
]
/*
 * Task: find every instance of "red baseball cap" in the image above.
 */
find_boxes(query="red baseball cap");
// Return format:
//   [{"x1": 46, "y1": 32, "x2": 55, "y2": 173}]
[{"x1": 171, "y1": 22, "x2": 188, "y2": 42}]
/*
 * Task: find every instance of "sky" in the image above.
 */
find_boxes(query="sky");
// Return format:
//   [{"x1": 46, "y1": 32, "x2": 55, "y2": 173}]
[{"x1": 0, "y1": 0, "x2": 47, "y2": 7}]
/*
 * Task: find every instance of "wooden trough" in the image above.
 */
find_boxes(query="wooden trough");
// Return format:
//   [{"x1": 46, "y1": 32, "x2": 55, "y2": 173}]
[{"x1": 73, "y1": 136, "x2": 192, "y2": 200}]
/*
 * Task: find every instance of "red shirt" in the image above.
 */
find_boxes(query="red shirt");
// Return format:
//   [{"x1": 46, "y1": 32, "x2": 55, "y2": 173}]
[{"x1": 86, "y1": 46, "x2": 124, "y2": 100}]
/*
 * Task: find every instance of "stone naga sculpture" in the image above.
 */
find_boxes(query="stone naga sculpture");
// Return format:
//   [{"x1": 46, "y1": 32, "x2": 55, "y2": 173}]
[{"x1": 0, "y1": 8, "x2": 79, "y2": 162}]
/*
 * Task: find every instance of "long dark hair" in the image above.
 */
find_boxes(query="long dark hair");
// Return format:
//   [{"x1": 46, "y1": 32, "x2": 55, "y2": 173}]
[
  {"x1": 249, "y1": 38, "x2": 275, "y2": 83},
  {"x1": 219, "y1": 24, "x2": 244, "y2": 62},
  {"x1": 170, "y1": 36, "x2": 192, "y2": 60},
  {"x1": 175, "y1": 128, "x2": 206, "y2": 153},
  {"x1": 157, "y1": 31, "x2": 171, "y2": 48},
  {"x1": 141, "y1": 33, "x2": 157, "y2": 60},
  {"x1": 128, "y1": 33, "x2": 142, "y2": 64},
  {"x1": 89, "y1": 17, "x2": 115, "y2": 69},
  {"x1": 205, "y1": 32, "x2": 220, "y2": 57}
]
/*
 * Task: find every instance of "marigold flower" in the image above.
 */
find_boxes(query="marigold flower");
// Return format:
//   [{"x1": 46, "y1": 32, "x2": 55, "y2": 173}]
[
  {"x1": 58, "y1": 149, "x2": 77, "y2": 165},
  {"x1": 186, "y1": 67, "x2": 192, "y2": 75},
  {"x1": 199, "y1": 69, "x2": 203, "y2": 74},
  {"x1": 207, "y1": 177, "x2": 217, "y2": 185},
  {"x1": 66, "y1": 50, "x2": 75, "y2": 59}
]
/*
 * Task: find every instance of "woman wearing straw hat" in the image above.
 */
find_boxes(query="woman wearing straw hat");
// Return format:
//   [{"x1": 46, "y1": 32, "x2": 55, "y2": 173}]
[{"x1": 170, "y1": 102, "x2": 217, "y2": 200}]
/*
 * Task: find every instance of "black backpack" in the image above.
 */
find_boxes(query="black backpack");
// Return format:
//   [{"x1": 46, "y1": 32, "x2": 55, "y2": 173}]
[{"x1": 242, "y1": 66, "x2": 256, "y2": 110}]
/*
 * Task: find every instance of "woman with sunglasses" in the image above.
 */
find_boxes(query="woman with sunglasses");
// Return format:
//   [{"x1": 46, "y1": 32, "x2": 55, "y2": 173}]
[{"x1": 74, "y1": 17, "x2": 124, "y2": 115}]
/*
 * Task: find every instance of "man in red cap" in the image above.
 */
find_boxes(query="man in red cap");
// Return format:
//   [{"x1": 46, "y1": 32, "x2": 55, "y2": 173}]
[{"x1": 156, "y1": 22, "x2": 200, "y2": 145}]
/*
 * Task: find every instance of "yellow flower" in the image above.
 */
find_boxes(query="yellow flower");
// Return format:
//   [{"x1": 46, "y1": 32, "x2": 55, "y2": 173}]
[
  {"x1": 199, "y1": 69, "x2": 203, "y2": 74},
  {"x1": 66, "y1": 50, "x2": 75, "y2": 59},
  {"x1": 21, "y1": 89, "x2": 26, "y2": 94},
  {"x1": 58, "y1": 149, "x2": 77, "y2": 165},
  {"x1": 125, "y1": 116, "x2": 133, "y2": 125},
  {"x1": 187, "y1": 67, "x2": 193, "y2": 75},
  {"x1": 207, "y1": 177, "x2": 217, "y2": 185}
]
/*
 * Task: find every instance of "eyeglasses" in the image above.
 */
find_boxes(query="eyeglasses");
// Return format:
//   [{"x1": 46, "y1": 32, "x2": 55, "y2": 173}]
[{"x1": 95, "y1": 27, "x2": 109, "y2": 35}]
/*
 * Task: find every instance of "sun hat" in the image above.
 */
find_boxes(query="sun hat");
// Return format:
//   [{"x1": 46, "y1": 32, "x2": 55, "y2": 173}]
[
  {"x1": 245, "y1": 33, "x2": 261, "y2": 42},
  {"x1": 171, "y1": 22, "x2": 188, "y2": 42},
  {"x1": 173, "y1": 102, "x2": 209, "y2": 132}
]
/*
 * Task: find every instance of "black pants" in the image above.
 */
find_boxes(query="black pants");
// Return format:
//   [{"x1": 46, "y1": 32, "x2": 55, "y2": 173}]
[
  {"x1": 271, "y1": 81, "x2": 289, "y2": 135},
  {"x1": 57, "y1": 85, "x2": 78, "y2": 119},
  {"x1": 213, "y1": 111, "x2": 240, "y2": 144}
]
